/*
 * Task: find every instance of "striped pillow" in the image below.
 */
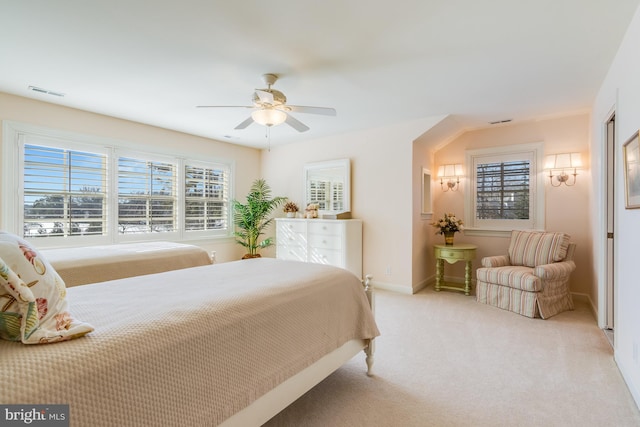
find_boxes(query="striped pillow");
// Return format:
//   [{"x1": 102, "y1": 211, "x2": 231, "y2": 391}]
[{"x1": 508, "y1": 231, "x2": 570, "y2": 267}]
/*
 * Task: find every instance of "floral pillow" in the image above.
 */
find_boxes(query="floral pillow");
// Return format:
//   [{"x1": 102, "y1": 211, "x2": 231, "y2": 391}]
[{"x1": 0, "y1": 231, "x2": 93, "y2": 344}]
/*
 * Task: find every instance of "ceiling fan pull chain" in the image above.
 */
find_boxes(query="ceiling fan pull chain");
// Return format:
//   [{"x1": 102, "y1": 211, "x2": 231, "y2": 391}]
[{"x1": 266, "y1": 126, "x2": 271, "y2": 152}]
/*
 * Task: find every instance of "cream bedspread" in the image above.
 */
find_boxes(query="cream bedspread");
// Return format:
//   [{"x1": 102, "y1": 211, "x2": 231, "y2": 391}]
[
  {"x1": 0, "y1": 258, "x2": 379, "y2": 426},
  {"x1": 41, "y1": 241, "x2": 213, "y2": 287}
]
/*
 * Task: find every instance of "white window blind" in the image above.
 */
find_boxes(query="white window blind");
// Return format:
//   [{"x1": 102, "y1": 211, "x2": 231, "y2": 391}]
[
  {"x1": 184, "y1": 163, "x2": 229, "y2": 232},
  {"x1": 331, "y1": 182, "x2": 344, "y2": 211},
  {"x1": 117, "y1": 156, "x2": 177, "y2": 234},
  {"x1": 307, "y1": 180, "x2": 329, "y2": 210},
  {"x1": 23, "y1": 144, "x2": 106, "y2": 237}
]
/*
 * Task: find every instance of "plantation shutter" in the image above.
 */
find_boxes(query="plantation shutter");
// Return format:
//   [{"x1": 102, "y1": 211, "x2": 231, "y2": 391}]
[
  {"x1": 184, "y1": 163, "x2": 229, "y2": 232},
  {"x1": 23, "y1": 144, "x2": 106, "y2": 237},
  {"x1": 476, "y1": 160, "x2": 530, "y2": 220},
  {"x1": 117, "y1": 156, "x2": 177, "y2": 234}
]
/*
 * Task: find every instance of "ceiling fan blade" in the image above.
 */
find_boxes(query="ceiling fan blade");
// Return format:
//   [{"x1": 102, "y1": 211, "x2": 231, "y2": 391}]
[
  {"x1": 234, "y1": 116, "x2": 255, "y2": 130},
  {"x1": 196, "y1": 105, "x2": 253, "y2": 109},
  {"x1": 286, "y1": 105, "x2": 336, "y2": 116},
  {"x1": 284, "y1": 113, "x2": 310, "y2": 132},
  {"x1": 255, "y1": 90, "x2": 275, "y2": 105}
]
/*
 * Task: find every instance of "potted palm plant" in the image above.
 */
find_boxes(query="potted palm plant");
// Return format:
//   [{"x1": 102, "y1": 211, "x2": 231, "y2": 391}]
[{"x1": 233, "y1": 179, "x2": 286, "y2": 259}]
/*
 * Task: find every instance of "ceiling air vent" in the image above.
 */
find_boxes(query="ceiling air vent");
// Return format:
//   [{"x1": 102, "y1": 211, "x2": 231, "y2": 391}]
[{"x1": 28, "y1": 85, "x2": 65, "y2": 97}]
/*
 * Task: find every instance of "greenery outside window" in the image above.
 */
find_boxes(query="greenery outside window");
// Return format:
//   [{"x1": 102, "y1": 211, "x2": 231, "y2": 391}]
[{"x1": 464, "y1": 143, "x2": 545, "y2": 235}]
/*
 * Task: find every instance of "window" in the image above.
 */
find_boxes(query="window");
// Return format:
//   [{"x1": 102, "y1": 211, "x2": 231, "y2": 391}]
[
  {"x1": 306, "y1": 179, "x2": 344, "y2": 211},
  {"x1": 465, "y1": 143, "x2": 545, "y2": 234},
  {"x1": 23, "y1": 144, "x2": 107, "y2": 237},
  {"x1": 476, "y1": 160, "x2": 530, "y2": 220},
  {"x1": 118, "y1": 156, "x2": 177, "y2": 234},
  {"x1": 184, "y1": 163, "x2": 229, "y2": 232},
  {"x1": 2, "y1": 122, "x2": 233, "y2": 247}
]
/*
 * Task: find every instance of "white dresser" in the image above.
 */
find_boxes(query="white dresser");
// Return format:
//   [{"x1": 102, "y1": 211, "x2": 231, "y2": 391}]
[{"x1": 275, "y1": 218, "x2": 363, "y2": 278}]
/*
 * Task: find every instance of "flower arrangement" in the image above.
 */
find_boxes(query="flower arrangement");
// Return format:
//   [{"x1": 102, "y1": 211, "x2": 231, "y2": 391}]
[
  {"x1": 432, "y1": 213, "x2": 464, "y2": 235},
  {"x1": 283, "y1": 201, "x2": 299, "y2": 213}
]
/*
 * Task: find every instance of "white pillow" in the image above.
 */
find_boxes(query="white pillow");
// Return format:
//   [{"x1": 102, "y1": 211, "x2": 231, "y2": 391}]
[{"x1": 0, "y1": 231, "x2": 93, "y2": 344}]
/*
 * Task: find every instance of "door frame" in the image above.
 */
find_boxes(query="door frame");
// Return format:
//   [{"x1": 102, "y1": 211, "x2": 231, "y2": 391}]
[{"x1": 599, "y1": 107, "x2": 616, "y2": 331}]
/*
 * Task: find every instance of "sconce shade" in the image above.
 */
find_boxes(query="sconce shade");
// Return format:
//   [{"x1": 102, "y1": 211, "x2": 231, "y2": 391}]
[
  {"x1": 251, "y1": 108, "x2": 287, "y2": 127},
  {"x1": 437, "y1": 163, "x2": 464, "y2": 178},
  {"x1": 544, "y1": 153, "x2": 582, "y2": 170},
  {"x1": 544, "y1": 152, "x2": 582, "y2": 187},
  {"x1": 437, "y1": 163, "x2": 463, "y2": 192}
]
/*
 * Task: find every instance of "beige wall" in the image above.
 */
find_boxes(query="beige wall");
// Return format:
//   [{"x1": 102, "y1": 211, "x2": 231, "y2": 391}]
[
  {"x1": 431, "y1": 114, "x2": 593, "y2": 297},
  {"x1": 0, "y1": 92, "x2": 261, "y2": 262}
]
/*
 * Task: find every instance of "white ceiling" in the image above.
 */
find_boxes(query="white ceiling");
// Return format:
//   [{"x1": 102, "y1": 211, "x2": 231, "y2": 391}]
[{"x1": 1, "y1": 1, "x2": 638, "y2": 149}]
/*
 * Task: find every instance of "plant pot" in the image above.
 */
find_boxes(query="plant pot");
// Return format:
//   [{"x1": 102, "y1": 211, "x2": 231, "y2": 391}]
[
  {"x1": 286, "y1": 212, "x2": 295, "y2": 218},
  {"x1": 242, "y1": 253, "x2": 262, "y2": 260},
  {"x1": 444, "y1": 232, "x2": 455, "y2": 246}
]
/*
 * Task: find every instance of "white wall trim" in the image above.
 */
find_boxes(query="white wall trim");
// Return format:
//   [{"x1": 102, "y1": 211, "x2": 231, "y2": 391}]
[
  {"x1": 616, "y1": 354, "x2": 640, "y2": 410},
  {"x1": 371, "y1": 280, "x2": 414, "y2": 295}
]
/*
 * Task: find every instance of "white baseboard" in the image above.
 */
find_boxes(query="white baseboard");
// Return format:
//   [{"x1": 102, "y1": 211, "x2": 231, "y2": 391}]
[
  {"x1": 615, "y1": 353, "x2": 640, "y2": 412},
  {"x1": 370, "y1": 280, "x2": 414, "y2": 295}
]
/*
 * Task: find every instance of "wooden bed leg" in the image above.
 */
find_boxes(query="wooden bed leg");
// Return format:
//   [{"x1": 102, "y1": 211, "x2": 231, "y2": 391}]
[
  {"x1": 365, "y1": 340, "x2": 375, "y2": 376},
  {"x1": 363, "y1": 274, "x2": 375, "y2": 376}
]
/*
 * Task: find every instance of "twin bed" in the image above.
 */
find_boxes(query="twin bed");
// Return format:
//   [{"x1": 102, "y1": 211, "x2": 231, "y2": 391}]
[{"x1": 0, "y1": 241, "x2": 379, "y2": 426}]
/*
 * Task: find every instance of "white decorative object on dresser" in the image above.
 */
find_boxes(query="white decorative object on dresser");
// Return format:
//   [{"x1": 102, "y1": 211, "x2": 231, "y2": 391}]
[{"x1": 276, "y1": 218, "x2": 363, "y2": 278}]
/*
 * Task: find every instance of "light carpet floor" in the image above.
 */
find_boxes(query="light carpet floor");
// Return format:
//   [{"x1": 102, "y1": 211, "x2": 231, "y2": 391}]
[{"x1": 264, "y1": 287, "x2": 640, "y2": 427}]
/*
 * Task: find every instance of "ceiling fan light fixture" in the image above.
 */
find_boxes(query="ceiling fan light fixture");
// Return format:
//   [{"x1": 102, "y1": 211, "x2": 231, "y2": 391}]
[{"x1": 251, "y1": 108, "x2": 287, "y2": 127}]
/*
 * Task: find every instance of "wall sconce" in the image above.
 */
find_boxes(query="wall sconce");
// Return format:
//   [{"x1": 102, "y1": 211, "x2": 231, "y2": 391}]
[
  {"x1": 544, "y1": 152, "x2": 582, "y2": 187},
  {"x1": 437, "y1": 164, "x2": 464, "y2": 191}
]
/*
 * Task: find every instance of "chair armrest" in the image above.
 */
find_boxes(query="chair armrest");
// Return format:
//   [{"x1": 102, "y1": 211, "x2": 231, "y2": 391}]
[
  {"x1": 534, "y1": 261, "x2": 576, "y2": 279},
  {"x1": 481, "y1": 255, "x2": 511, "y2": 268}
]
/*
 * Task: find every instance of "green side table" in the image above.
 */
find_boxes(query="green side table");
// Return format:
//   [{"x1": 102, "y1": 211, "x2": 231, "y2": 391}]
[{"x1": 434, "y1": 243, "x2": 477, "y2": 296}]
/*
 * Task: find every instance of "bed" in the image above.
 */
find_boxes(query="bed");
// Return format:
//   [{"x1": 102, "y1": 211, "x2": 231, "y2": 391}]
[
  {"x1": 40, "y1": 241, "x2": 214, "y2": 287},
  {"x1": 0, "y1": 249, "x2": 379, "y2": 426}
]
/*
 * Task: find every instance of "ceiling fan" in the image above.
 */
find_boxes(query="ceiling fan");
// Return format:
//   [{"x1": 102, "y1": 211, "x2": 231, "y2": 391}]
[{"x1": 197, "y1": 74, "x2": 336, "y2": 132}]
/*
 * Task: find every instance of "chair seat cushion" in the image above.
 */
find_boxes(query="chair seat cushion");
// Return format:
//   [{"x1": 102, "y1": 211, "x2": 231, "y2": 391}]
[{"x1": 476, "y1": 265, "x2": 542, "y2": 292}]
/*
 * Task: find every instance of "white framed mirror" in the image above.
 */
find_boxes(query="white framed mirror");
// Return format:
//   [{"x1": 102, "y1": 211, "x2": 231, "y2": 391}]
[
  {"x1": 422, "y1": 167, "x2": 433, "y2": 216},
  {"x1": 303, "y1": 158, "x2": 351, "y2": 216}
]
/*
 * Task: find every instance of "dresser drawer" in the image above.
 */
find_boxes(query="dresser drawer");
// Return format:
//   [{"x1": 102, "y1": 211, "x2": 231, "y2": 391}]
[
  {"x1": 277, "y1": 244, "x2": 307, "y2": 262},
  {"x1": 309, "y1": 247, "x2": 343, "y2": 267},
  {"x1": 277, "y1": 220, "x2": 306, "y2": 234},
  {"x1": 308, "y1": 221, "x2": 342, "y2": 236},
  {"x1": 308, "y1": 233, "x2": 342, "y2": 250},
  {"x1": 277, "y1": 222, "x2": 307, "y2": 245}
]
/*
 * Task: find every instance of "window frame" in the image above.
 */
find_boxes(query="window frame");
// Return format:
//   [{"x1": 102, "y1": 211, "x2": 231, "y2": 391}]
[
  {"x1": 2, "y1": 121, "x2": 234, "y2": 248},
  {"x1": 464, "y1": 142, "x2": 545, "y2": 236}
]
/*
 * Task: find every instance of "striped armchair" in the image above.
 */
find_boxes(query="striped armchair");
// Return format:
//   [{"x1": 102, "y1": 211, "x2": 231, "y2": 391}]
[{"x1": 476, "y1": 230, "x2": 576, "y2": 319}]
